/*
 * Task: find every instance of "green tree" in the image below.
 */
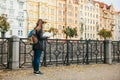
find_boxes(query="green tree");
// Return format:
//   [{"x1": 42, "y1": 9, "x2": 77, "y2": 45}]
[
  {"x1": 63, "y1": 26, "x2": 77, "y2": 39},
  {"x1": 69, "y1": 27, "x2": 77, "y2": 39},
  {"x1": 48, "y1": 27, "x2": 58, "y2": 38},
  {"x1": 0, "y1": 14, "x2": 10, "y2": 38},
  {"x1": 63, "y1": 26, "x2": 71, "y2": 39},
  {"x1": 98, "y1": 28, "x2": 112, "y2": 40}
]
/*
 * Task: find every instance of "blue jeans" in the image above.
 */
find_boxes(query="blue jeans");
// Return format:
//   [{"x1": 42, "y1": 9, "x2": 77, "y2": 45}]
[{"x1": 32, "y1": 50, "x2": 42, "y2": 72}]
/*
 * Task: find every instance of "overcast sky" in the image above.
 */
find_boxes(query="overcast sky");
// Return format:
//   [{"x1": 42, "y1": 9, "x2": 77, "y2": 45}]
[{"x1": 96, "y1": 0, "x2": 120, "y2": 11}]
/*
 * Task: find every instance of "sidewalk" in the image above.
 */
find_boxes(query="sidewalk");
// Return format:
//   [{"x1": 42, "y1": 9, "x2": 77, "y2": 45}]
[{"x1": 0, "y1": 64, "x2": 120, "y2": 80}]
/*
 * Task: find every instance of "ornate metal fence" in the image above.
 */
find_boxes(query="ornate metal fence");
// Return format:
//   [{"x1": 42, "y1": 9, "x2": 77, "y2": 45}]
[
  {"x1": 1, "y1": 38, "x2": 120, "y2": 69},
  {"x1": 19, "y1": 39, "x2": 105, "y2": 67},
  {"x1": 0, "y1": 38, "x2": 9, "y2": 69},
  {"x1": 111, "y1": 41, "x2": 120, "y2": 62},
  {"x1": 19, "y1": 38, "x2": 33, "y2": 68},
  {"x1": 44, "y1": 39, "x2": 105, "y2": 66}
]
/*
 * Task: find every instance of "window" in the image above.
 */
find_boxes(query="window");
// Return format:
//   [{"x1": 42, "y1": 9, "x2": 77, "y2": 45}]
[
  {"x1": 73, "y1": 0, "x2": 79, "y2": 4},
  {"x1": 75, "y1": 13, "x2": 77, "y2": 17},
  {"x1": 68, "y1": 18, "x2": 72, "y2": 23},
  {"x1": 75, "y1": 7, "x2": 78, "y2": 11},
  {"x1": 19, "y1": 2, "x2": 24, "y2": 9},
  {"x1": 18, "y1": 12, "x2": 24, "y2": 18},
  {"x1": 51, "y1": 9, "x2": 54, "y2": 15},
  {"x1": 80, "y1": 11, "x2": 83, "y2": 16},
  {"x1": 19, "y1": 22, "x2": 23, "y2": 27},
  {"x1": 96, "y1": 14, "x2": 98, "y2": 18},
  {"x1": 68, "y1": 11, "x2": 72, "y2": 16},
  {"x1": 9, "y1": 30, "x2": 12, "y2": 35},
  {"x1": 58, "y1": 25, "x2": 63, "y2": 30},
  {"x1": 41, "y1": 7, "x2": 46, "y2": 12},
  {"x1": 18, "y1": 30, "x2": 23, "y2": 36},
  {"x1": 18, "y1": 30, "x2": 20, "y2": 36},
  {"x1": 58, "y1": 3, "x2": 62, "y2": 7},
  {"x1": 81, "y1": 0, "x2": 83, "y2": 3},
  {"x1": 21, "y1": 30, "x2": 23, "y2": 36},
  {"x1": 75, "y1": 20, "x2": 77, "y2": 24},
  {"x1": 81, "y1": 5, "x2": 83, "y2": 9},
  {"x1": 68, "y1": 0, "x2": 71, "y2": 4},
  {"x1": 3, "y1": 0, "x2": 6, "y2": 3},
  {"x1": 50, "y1": 16, "x2": 55, "y2": 21},
  {"x1": 10, "y1": 1, "x2": 13, "y2": 9},
  {"x1": 58, "y1": 10, "x2": 62, "y2": 15},
  {"x1": 9, "y1": 9, "x2": 14, "y2": 17}
]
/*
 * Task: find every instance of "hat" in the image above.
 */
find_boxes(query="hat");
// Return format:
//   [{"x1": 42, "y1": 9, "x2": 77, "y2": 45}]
[
  {"x1": 36, "y1": 19, "x2": 47, "y2": 26},
  {"x1": 40, "y1": 19, "x2": 47, "y2": 24}
]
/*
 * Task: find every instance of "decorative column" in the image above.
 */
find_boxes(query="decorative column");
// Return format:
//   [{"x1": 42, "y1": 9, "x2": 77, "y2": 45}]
[
  {"x1": 8, "y1": 36, "x2": 20, "y2": 69},
  {"x1": 104, "y1": 40, "x2": 112, "y2": 64}
]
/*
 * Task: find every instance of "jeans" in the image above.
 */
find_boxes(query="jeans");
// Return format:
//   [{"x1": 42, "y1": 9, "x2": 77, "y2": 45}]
[{"x1": 32, "y1": 50, "x2": 42, "y2": 72}]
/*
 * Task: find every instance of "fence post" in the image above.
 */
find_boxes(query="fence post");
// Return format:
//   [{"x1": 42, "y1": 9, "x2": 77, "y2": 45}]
[
  {"x1": 104, "y1": 40, "x2": 112, "y2": 64},
  {"x1": 43, "y1": 40, "x2": 47, "y2": 67},
  {"x1": 66, "y1": 40, "x2": 70, "y2": 65},
  {"x1": 86, "y1": 40, "x2": 89, "y2": 64},
  {"x1": 8, "y1": 36, "x2": 20, "y2": 69}
]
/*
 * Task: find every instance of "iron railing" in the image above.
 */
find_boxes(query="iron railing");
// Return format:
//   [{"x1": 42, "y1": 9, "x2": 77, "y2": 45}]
[
  {"x1": 19, "y1": 39, "x2": 105, "y2": 67},
  {"x1": 0, "y1": 38, "x2": 120, "y2": 69},
  {"x1": 111, "y1": 41, "x2": 120, "y2": 62},
  {"x1": 0, "y1": 38, "x2": 9, "y2": 69},
  {"x1": 19, "y1": 38, "x2": 33, "y2": 68}
]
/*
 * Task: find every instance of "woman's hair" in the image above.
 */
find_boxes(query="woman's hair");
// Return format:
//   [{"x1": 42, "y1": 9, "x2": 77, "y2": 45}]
[
  {"x1": 34, "y1": 19, "x2": 42, "y2": 29},
  {"x1": 34, "y1": 19, "x2": 46, "y2": 29}
]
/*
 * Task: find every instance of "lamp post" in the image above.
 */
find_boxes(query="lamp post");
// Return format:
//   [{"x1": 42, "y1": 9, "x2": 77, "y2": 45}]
[
  {"x1": 24, "y1": 10, "x2": 29, "y2": 36},
  {"x1": 80, "y1": 18, "x2": 85, "y2": 40},
  {"x1": 64, "y1": 0, "x2": 67, "y2": 39},
  {"x1": 96, "y1": 23, "x2": 99, "y2": 40}
]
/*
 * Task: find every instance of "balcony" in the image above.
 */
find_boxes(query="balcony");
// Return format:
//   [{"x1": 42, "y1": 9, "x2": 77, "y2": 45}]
[
  {"x1": 102, "y1": 16, "x2": 108, "y2": 19},
  {"x1": 110, "y1": 23, "x2": 115, "y2": 26}
]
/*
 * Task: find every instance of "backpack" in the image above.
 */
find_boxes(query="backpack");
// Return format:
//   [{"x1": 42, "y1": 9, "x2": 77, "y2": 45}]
[{"x1": 28, "y1": 30, "x2": 38, "y2": 44}]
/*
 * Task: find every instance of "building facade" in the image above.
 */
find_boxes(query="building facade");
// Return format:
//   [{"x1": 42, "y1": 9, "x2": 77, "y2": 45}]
[
  {"x1": 94, "y1": 1, "x2": 115, "y2": 40},
  {"x1": 26, "y1": 0, "x2": 80, "y2": 39},
  {"x1": 114, "y1": 12, "x2": 120, "y2": 41},
  {"x1": 0, "y1": 0, "x2": 27, "y2": 38},
  {"x1": 79, "y1": 0, "x2": 100, "y2": 40},
  {"x1": 0, "y1": 0, "x2": 119, "y2": 40}
]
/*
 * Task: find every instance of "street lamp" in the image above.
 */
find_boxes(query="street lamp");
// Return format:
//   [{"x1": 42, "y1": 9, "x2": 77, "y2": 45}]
[
  {"x1": 23, "y1": 10, "x2": 29, "y2": 36},
  {"x1": 96, "y1": 23, "x2": 99, "y2": 40},
  {"x1": 80, "y1": 18, "x2": 85, "y2": 40}
]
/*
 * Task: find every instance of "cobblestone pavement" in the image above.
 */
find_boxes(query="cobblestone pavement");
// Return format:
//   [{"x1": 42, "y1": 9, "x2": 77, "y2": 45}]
[{"x1": 0, "y1": 64, "x2": 120, "y2": 80}]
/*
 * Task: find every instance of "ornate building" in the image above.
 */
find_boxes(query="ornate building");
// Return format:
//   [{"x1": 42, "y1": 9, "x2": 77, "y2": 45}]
[
  {"x1": 94, "y1": 1, "x2": 115, "y2": 40},
  {"x1": 0, "y1": 0, "x2": 26, "y2": 38},
  {"x1": 0, "y1": 0, "x2": 118, "y2": 40},
  {"x1": 114, "y1": 12, "x2": 120, "y2": 40},
  {"x1": 26, "y1": 0, "x2": 80, "y2": 39},
  {"x1": 79, "y1": 0, "x2": 100, "y2": 40}
]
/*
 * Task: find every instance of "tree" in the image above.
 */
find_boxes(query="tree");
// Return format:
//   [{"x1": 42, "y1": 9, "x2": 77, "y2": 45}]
[
  {"x1": 98, "y1": 28, "x2": 112, "y2": 40},
  {"x1": 63, "y1": 26, "x2": 71, "y2": 39},
  {"x1": 48, "y1": 27, "x2": 58, "y2": 38},
  {"x1": 0, "y1": 14, "x2": 10, "y2": 38},
  {"x1": 69, "y1": 27, "x2": 77, "y2": 39},
  {"x1": 63, "y1": 26, "x2": 77, "y2": 39}
]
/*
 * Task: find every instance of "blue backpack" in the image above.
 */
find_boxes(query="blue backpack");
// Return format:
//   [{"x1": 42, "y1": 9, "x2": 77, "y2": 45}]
[{"x1": 28, "y1": 30, "x2": 35, "y2": 44}]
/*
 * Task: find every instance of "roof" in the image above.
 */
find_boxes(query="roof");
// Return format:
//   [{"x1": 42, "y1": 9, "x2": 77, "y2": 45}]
[
  {"x1": 93, "y1": 0, "x2": 111, "y2": 9},
  {"x1": 114, "y1": 11, "x2": 120, "y2": 14}
]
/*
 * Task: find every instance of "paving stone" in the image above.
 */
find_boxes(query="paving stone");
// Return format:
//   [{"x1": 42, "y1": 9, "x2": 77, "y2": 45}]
[{"x1": 0, "y1": 64, "x2": 120, "y2": 80}]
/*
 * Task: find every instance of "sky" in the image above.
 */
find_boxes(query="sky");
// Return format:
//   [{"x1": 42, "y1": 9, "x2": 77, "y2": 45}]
[{"x1": 96, "y1": 0, "x2": 120, "y2": 11}]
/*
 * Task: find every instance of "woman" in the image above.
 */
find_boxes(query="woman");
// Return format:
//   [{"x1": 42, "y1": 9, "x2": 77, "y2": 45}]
[{"x1": 32, "y1": 19, "x2": 48, "y2": 75}]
